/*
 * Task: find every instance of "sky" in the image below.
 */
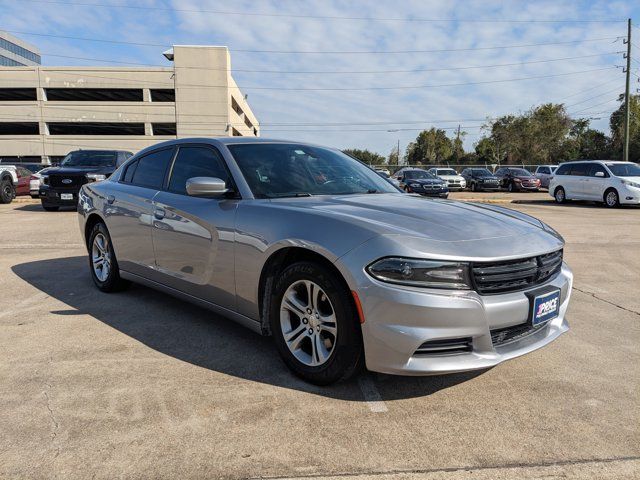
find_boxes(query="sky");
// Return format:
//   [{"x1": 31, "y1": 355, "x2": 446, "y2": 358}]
[{"x1": 2, "y1": 0, "x2": 640, "y2": 157}]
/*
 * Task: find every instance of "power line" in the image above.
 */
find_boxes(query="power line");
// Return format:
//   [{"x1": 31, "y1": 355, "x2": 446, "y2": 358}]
[
  {"x1": 569, "y1": 97, "x2": 621, "y2": 115},
  {"x1": 2, "y1": 1, "x2": 627, "y2": 23},
  {"x1": 564, "y1": 86, "x2": 623, "y2": 108},
  {"x1": 3, "y1": 30, "x2": 621, "y2": 54}
]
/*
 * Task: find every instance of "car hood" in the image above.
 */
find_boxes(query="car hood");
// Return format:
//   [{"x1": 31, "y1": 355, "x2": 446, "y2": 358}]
[
  {"x1": 41, "y1": 166, "x2": 115, "y2": 175},
  {"x1": 620, "y1": 176, "x2": 640, "y2": 183},
  {"x1": 270, "y1": 193, "x2": 552, "y2": 243},
  {"x1": 407, "y1": 178, "x2": 445, "y2": 185},
  {"x1": 437, "y1": 174, "x2": 464, "y2": 180},
  {"x1": 515, "y1": 175, "x2": 538, "y2": 181}
]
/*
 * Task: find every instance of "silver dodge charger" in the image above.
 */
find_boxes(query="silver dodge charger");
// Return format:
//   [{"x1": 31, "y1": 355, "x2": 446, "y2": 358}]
[{"x1": 78, "y1": 138, "x2": 572, "y2": 384}]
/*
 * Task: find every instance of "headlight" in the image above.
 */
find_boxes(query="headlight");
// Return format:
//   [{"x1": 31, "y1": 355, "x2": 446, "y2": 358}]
[
  {"x1": 41, "y1": 175, "x2": 49, "y2": 185},
  {"x1": 409, "y1": 183, "x2": 422, "y2": 188},
  {"x1": 86, "y1": 173, "x2": 106, "y2": 182},
  {"x1": 366, "y1": 257, "x2": 471, "y2": 289},
  {"x1": 622, "y1": 179, "x2": 640, "y2": 188}
]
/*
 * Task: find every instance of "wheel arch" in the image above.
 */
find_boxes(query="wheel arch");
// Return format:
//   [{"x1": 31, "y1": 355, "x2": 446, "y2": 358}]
[
  {"x1": 257, "y1": 246, "x2": 355, "y2": 336},
  {"x1": 84, "y1": 212, "x2": 106, "y2": 251},
  {"x1": 603, "y1": 186, "x2": 619, "y2": 205}
]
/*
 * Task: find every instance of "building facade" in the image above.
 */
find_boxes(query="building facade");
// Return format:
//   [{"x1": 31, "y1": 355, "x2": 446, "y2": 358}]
[
  {"x1": 0, "y1": 45, "x2": 259, "y2": 163},
  {"x1": 0, "y1": 31, "x2": 41, "y2": 67}
]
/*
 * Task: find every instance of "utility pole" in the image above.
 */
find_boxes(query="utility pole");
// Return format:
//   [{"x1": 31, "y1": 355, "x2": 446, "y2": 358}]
[
  {"x1": 623, "y1": 18, "x2": 632, "y2": 162},
  {"x1": 397, "y1": 139, "x2": 401, "y2": 165}
]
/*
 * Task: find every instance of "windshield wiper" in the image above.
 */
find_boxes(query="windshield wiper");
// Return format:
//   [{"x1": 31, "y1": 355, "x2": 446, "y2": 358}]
[{"x1": 269, "y1": 192, "x2": 312, "y2": 198}]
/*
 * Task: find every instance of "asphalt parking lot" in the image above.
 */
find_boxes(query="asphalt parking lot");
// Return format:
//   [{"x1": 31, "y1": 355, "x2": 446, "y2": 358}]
[{"x1": 1, "y1": 193, "x2": 638, "y2": 479}]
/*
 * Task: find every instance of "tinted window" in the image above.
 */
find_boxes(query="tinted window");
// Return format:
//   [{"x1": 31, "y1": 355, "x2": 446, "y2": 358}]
[
  {"x1": 569, "y1": 163, "x2": 589, "y2": 176},
  {"x1": 509, "y1": 168, "x2": 532, "y2": 176},
  {"x1": 538, "y1": 167, "x2": 549, "y2": 174},
  {"x1": 61, "y1": 151, "x2": 117, "y2": 167},
  {"x1": 555, "y1": 164, "x2": 571, "y2": 175},
  {"x1": 169, "y1": 146, "x2": 229, "y2": 195},
  {"x1": 122, "y1": 159, "x2": 138, "y2": 183},
  {"x1": 588, "y1": 163, "x2": 608, "y2": 177},
  {"x1": 495, "y1": 168, "x2": 505, "y2": 175},
  {"x1": 131, "y1": 148, "x2": 174, "y2": 189},
  {"x1": 405, "y1": 170, "x2": 436, "y2": 180},
  {"x1": 605, "y1": 163, "x2": 640, "y2": 177}
]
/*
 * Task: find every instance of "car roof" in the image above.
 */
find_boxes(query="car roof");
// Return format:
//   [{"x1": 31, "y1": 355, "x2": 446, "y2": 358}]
[{"x1": 557, "y1": 160, "x2": 621, "y2": 165}]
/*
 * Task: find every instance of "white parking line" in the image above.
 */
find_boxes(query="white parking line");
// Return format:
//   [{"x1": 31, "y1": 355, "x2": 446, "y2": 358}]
[{"x1": 358, "y1": 375, "x2": 388, "y2": 413}]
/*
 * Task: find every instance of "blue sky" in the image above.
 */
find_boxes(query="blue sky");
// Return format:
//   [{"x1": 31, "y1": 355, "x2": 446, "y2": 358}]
[{"x1": 2, "y1": 0, "x2": 640, "y2": 157}]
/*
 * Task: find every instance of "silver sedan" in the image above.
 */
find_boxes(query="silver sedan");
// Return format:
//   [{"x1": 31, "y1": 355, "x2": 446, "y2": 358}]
[{"x1": 78, "y1": 138, "x2": 572, "y2": 384}]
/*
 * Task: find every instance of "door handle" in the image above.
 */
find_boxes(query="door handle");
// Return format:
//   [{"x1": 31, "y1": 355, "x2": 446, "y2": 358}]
[
  {"x1": 154, "y1": 208, "x2": 165, "y2": 220},
  {"x1": 107, "y1": 195, "x2": 115, "y2": 204}
]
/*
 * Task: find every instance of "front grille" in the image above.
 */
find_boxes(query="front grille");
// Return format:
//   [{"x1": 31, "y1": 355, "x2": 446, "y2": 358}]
[
  {"x1": 49, "y1": 174, "x2": 87, "y2": 188},
  {"x1": 472, "y1": 249, "x2": 563, "y2": 295},
  {"x1": 414, "y1": 337, "x2": 473, "y2": 356},
  {"x1": 491, "y1": 322, "x2": 546, "y2": 346}
]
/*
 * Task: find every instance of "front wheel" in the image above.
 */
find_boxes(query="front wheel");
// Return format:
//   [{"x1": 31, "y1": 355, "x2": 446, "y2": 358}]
[
  {"x1": 507, "y1": 182, "x2": 516, "y2": 192},
  {"x1": 554, "y1": 187, "x2": 566, "y2": 204},
  {"x1": 88, "y1": 222, "x2": 130, "y2": 292},
  {"x1": 604, "y1": 189, "x2": 619, "y2": 208},
  {"x1": 270, "y1": 261, "x2": 363, "y2": 385},
  {"x1": 470, "y1": 182, "x2": 476, "y2": 192},
  {"x1": 0, "y1": 179, "x2": 14, "y2": 204}
]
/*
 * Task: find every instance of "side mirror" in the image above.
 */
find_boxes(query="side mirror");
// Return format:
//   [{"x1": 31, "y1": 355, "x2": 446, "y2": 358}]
[
  {"x1": 186, "y1": 177, "x2": 229, "y2": 197},
  {"x1": 594, "y1": 171, "x2": 605, "y2": 178}
]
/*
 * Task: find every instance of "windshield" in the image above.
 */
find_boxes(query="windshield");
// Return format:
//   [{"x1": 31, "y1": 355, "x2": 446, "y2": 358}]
[
  {"x1": 606, "y1": 163, "x2": 640, "y2": 177},
  {"x1": 61, "y1": 151, "x2": 117, "y2": 167},
  {"x1": 437, "y1": 169, "x2": 457, "y2": 175},
  {"x1": 510, "y1": 168, "x2": 532, "y2": 176},
  {"x1": 228, "y1": 143, "x2": 399, "y2": 198},
  {"x1": 405, "y1": 170, "x2": 436, "y2": 180},
  {"x1": 472, "y1": 169, "x2": 492, "y2": 177}
]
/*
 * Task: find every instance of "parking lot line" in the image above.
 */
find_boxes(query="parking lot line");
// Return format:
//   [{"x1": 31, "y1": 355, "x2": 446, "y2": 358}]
[{"x1": 358, "y1": 374, "x2": 388, "y2": 413}]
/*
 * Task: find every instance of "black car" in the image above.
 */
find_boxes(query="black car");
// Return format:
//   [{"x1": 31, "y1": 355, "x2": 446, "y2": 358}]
[
  {"x1": 39, "y1": 150, "x2": 133, "y2": 211},
  {"x1": 395, "y1": 169, "x2": 449, "y2": 198},
  {"x1": 460, "y1": 168, "x2": 501, "y2": 192}
]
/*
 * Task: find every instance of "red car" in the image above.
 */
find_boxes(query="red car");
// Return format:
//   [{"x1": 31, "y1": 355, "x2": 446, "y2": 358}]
[{"x1": 13, "y1": 166, "x2": 32, "y2": 196}]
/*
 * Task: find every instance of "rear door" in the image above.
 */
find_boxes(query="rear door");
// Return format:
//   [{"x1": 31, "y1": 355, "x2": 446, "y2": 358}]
[
  {"x1": 151, "y1": 144, "x2": 239, "y2": 310},
  {"x1": 564, "y1": 163, "x2": 588, "y2": 198},
  {"x1": 105, "y1": 147, "x2": 175, "y2": 277}
]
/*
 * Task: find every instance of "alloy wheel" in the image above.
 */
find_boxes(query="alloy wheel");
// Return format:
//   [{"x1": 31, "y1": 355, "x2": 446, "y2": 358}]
[
  {"x1": 280, "y1": 280, "x2": 337, "y2": 367},
  {"x1": 606, "y1": 190, "x2": 618, "y2": 207},
  {"x1": 555, "y1": 188, "x2": 565, "y2": 203},
  {"x1": 92, "y1": 233, "x2": 112, "y2": 282}
]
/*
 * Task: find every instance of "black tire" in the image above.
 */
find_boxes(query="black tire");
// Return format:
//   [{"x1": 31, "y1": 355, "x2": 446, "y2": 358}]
[
  {"x1": 507, "y1": 182, "x2": 515, "y2": 193},
  {"x1": 603, "y1": 188, "x2": 619, "y2": 208},
  {"x1": 41, "y1": 203, "x2": 59, "y2": 212},
  {"x1": 554, "y1": 186, "x2": 566, "y2": 204},
  {"x1": 270, "y1": 261, "x2": 363, "y2": 385},
  {"x1": 88, "y1": 221, "x2": 130, "y2": 292},
  {"x1": 470, "y1": 182, "x2": 476, "y2": 192},
  {"x1": 0, "y1": 178, "x2": 14, "y2": 204}
]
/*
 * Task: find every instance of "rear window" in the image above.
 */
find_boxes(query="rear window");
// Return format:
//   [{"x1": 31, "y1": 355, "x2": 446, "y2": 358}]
[{"x1": 130, "y1": 148, "x2": 174, "y2": 189}]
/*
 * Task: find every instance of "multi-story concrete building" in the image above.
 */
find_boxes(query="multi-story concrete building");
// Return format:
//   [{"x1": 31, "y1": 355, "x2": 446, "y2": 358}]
[
  {"x1": 0, "y1": 45, "x2": 259, "y2": 163},
  {"x1": 0, "y1": 31, "x2": 41, "y2": 67}
]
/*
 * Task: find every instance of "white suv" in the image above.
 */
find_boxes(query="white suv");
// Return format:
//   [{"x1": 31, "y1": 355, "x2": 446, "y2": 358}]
[
  {"x1": 549, "y1": 160, "x2": 640, "y2": 207},
  {"x1": 427, "y1": 167, "x2": 466, "y2": 190}
]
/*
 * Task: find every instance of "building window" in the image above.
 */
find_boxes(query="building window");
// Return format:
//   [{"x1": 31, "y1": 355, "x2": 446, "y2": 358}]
[
  {"x1": 244, "y1": 115, "x2": 253, "y2": 129},
  {"x1": 0, "y1": 37, "x2": 40, "y2": 64},
  {"x1": 150, "y1": 89, "x2": 175, "y2": 102},
  {"x1": 0, "y1": 88, "x2": 37, "y2": 101},
  {"x1": 231, "y1": 127, "x2": 242, "y2": 136},
  {"x1": 231, "y1": 97, "x2": 243, "y2": 116},
  {"x1": 152, "y1": 123, "x2": 177, "y2": 135},
  {"x1": 0, "y1": 156, "x2": 42, "y2": 163},
  {"x1": 45, "y1": 88, "x2": 143, "y2": 102},
  {"x1": 47, "y1": 122, "x2": 145, "y2": 135},
  {"x1": 0, "y1": 54, "x2": 26, "y2": 66},
  {"x1": 0, "y1": 122, "x2": 39, "y2": 135}
]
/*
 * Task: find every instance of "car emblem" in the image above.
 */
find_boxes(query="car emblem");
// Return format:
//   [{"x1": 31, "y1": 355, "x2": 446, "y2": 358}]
[{"x1": 62, "y1": 178, "x2": 72, "y2": 184}]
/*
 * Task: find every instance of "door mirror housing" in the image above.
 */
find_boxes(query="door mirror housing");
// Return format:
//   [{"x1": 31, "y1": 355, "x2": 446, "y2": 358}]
[
  {"x1": 185, "y1": 177, "x2": 229, "y2": 197},
  {"x1": 594, "y1": 171, "x2": 605, "y2": 178}
]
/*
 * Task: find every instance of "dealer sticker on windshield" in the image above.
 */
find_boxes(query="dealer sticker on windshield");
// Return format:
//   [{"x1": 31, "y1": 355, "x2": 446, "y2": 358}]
[{"x1": 531, "y1": 289, "x2": 560, "y2": 326}]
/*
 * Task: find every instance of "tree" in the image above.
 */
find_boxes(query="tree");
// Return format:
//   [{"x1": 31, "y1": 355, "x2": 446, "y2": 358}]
[
  {"x1": 405, "y1": 128, "x2": 453, "y2": 165},
  {"x1": 610, "y1": 95, "x2": 640, "y2": 162},
  {"x1": 475, "y1": 137, "x2": 503, "y2": 163},
  {"x1": 342, "y1": 148, "x2": 386, "y2": 165}
]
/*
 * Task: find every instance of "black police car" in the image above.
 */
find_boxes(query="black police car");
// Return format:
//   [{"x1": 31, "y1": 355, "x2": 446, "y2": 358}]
[
  {"x1": 39, "y1": 150, "x2": 133, "y2": 211},
  {"x1": 460, "y1": 168, "x2": 501, "y2": 192},
  {"x1": 395, "y1": 168, "x2": 449, "y2": 198}
]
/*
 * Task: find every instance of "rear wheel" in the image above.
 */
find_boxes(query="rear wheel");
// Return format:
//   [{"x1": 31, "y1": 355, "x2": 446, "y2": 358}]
[
  {"x1": 604, "y1": 188, "x2": 619, "y2": 208},
  {"x1": 270, "y1": 261, "x2": 363, "y2": 385},
  {"x1": 88, "y1": 222, "x2": 130, "y2": 292},
  {"x1": 507, "y1": 182, "x2": 516, "y2": 192},
  {"x1": 0, "y1": 178, "x2": 14, "y2": 204},
  {"x1": 554, "y1": 187, "x2": 566, "y2": 204}
]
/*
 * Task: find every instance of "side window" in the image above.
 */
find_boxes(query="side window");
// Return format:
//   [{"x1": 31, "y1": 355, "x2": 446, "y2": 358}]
[
  {"x1": 569, "y1": 163, "x2": 588, "y2": 176},
  {"x1": 131, "y1": 148, "x2": 174, "y2": 189},
  {"x1": 539, "y1": 167, "x2": 549, "y2": 174},
  {"x1": 122, "y1": 159, "x2": 138, "y2": 183},
  {"x1": 168, "y1": 146, "x2": 230, "y2": 195},
  {"x1": 555, "y1": 164, "x2": 570, "y2": 175},
  {"x1": 589, "y1": 163, "x2": 608, "y2": 177}
]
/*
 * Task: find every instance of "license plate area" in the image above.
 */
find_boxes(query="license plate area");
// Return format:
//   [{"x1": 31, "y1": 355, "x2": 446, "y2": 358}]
[
  {"x1": 528, "y1": 288, "x2": 561, "y2": 326},
  {"x1": 60, "y1": 193, "x2": 74, "y2": 200}
]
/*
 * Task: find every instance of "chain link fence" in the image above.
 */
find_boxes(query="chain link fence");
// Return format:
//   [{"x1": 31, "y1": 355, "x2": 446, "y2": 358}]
[{"x1": 370, "y1": 164, "x2": 556, "y2": 175}]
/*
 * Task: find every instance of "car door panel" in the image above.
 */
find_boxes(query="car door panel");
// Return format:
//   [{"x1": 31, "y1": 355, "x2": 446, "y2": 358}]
[{"x1": 151, "y1": 192, "x2": 238, "y2": 310}]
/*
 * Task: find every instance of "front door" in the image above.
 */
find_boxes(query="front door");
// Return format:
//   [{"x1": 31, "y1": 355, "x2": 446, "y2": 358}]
[
  {"x1": 151, "y1": 145, "x2": 238, "y2": 310},
  {"x1": 582, "y1": 163, "x2": 608, "y2": 200}
]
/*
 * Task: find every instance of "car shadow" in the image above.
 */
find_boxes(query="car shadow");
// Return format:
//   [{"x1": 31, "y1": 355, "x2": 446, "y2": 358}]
[
  {"x1": 12, "y1": 255, "x2": 486, "y2": 401},
  {"x1": 14, "y1": 203, "x2": 78, "y2": 212}
]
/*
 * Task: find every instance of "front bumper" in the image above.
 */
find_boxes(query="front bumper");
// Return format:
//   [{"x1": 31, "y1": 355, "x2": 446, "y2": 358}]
[
  {"x1": 351, "y1": 262, "x2": 573, "y2": 375},
  {"x1": 620, "y1": 185, "x2": 640, "y2": 204},
  {"x1": 39, "y1": 185, "x2": 80, "y2": 205}
]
